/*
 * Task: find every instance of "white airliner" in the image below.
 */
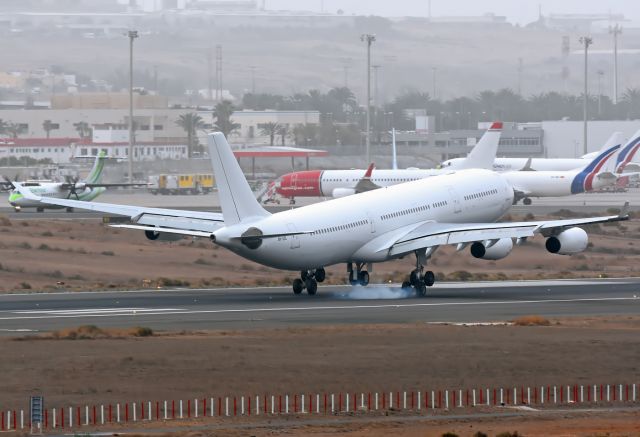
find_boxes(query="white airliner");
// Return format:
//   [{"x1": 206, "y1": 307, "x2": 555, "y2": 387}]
[
  {"x1": 266, "y1": 122, "x2": 503, "y2": 202},
  {"x1": 442, "y1": 128, "x2": 640, "y2": 173},
  {"x1": 271, "y1": 131, "x2": 628, "y2": 205},
  {"x1": 4, "y1": 151, "x2": 146, "y2": 212},
  {"x1": 16, "y1": 133, "x2": 629, "y2": 297}
]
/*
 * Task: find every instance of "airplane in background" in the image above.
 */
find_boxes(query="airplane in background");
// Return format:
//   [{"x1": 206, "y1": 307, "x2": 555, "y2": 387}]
[
  {"x1": 441, "y1": 128, "x2": 640, "y2": 173},
  {"x1": 268, "y1": 130, "x2": 629, "y2": 206},
  {"x1": 4, "y1": 151, "x2": 146, "y2": 212},
  {"x1": 263, "y1": 122, "x2": 504, "y2": 204},
  {"x1": 16, "y1": 132, "x2": 629, "y2": 297}
]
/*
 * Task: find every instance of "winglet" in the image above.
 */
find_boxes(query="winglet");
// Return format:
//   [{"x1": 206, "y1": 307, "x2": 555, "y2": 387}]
[
  {"x1": 13, "y1": 182, "x2": 41, "y2": 201},
  {"x1": 619, "y1": 201, "x2": 630, "y2": 219},
  {"x1": 520, "y1": 157, "x2": 535, "y2": 171},
  {"x1": 364, "y1": 163, "x2": 375, "y2": 178},
  {"x1": 488, "y1": 121, "x2": 503, "y2": 131}
]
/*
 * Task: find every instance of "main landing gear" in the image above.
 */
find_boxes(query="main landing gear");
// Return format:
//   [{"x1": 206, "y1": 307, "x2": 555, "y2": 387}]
[
  {"x1": 401, "y1": 248, "x2": 436, "y2": 297},
  {"x1": 292, "y1": 267, "x2": 325, "y2": 295},
  {"x1": 347, "y1": 262, "x2": 370, "y2": 286}
]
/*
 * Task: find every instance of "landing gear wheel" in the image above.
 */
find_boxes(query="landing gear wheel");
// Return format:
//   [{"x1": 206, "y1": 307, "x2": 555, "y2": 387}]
[
  {"x1": 523, "y1": 197, "x2": 532, "y2": 206},
  {"x1": 315, "y1": 268, "x2": 326, "y2": 283},
  {"x1": 358, "y1": 271, "x2": 370, "y2": 286},
  {"x1": 300, "y1": 271, "x2": 309, "y2": 281},
  {"x1": 423, "y1": 270, "x2": 435, "y2": 287},
  {"x1": 410, "y1": 269, "x2": 421, "y2": 287},
  {"x1": 292, "y1": 278, "x2": 304, "y2": 295},
  {"x1": 289, "y1": 199, "x2": 296, "y2": 205},
  {"x1": 66, "y1": 207, "x2": 74, "y2": 213},
  {"x1": 36, "y1": 207, "x2": 44, "y2": 213},
  {"x1": 401, "y1": 281, "x2": 412, "y2": 290},
  {"x1": 305, "y1": 278, "x2": 317, "y2": 295},
  {"x1": 415, "y1": 283, "x2": 427, "y2": 297}
]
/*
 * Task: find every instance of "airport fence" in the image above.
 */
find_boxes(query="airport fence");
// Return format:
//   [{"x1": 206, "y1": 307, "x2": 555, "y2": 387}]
[{"x1": 1, "y1": 382, "x2": 638, "y2": 432}]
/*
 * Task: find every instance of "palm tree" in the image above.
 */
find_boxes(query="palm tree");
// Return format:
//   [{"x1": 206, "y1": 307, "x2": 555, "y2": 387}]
[
  {"x1": 42, "y1": 119, "x2": 57, "y2": 139},
  {"x1": 212, "y1": 100, "x2": 240, "y2": 137},
  {"x1": 73, "y1": 121, "x2": 92, "y2": 139},
  {"x1": 621, "y1": 87, "x2": 640, "y2": 119},
  {"x1": 277, "y1": 124, "x2": 290, "y2": 146},
  {"x1": 259, "y1": 122, "x2": 280, "y2": 146},
  {"x1": 176, "y1": 113, "x2": 206, "y2": 158},
  {"x1": 5, "y1": 123, "x2": 25, "y2": 139}
]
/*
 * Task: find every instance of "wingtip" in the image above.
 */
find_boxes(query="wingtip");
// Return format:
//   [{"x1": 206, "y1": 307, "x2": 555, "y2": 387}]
[
  {"x1": 489, "y1": 121, "x2": 503, "y2": 131},
  {"x1": 13, "y1": 182, "x2": 40, "y2": 201}
]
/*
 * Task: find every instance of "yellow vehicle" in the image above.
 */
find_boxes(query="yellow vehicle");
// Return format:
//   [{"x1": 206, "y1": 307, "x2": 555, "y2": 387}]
[{"x1": 149, "y1": 173, "x2": 215, "y2": 195}]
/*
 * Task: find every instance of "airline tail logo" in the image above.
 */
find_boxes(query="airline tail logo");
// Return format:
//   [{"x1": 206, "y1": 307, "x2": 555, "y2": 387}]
[
  {"x1": 570, "y1": 144, "x2": 620, "y2": 194},
  {"x1": 615, "y1": 134, "x2": 640, "y2": 173},
  {"x1": 84, "y1": 151, "x2": 107, "y2": 184}
]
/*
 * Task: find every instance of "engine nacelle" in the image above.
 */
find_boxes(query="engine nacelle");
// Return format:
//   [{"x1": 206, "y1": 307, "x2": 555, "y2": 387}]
[
  {"x1": 470, "y1": 238, "x2": 513, "y2": 260},
  {"x1": 332, "y1": 188, "x2": 356, "y2": 198},
  {"x1": 545, "y1": 227, "x2": 588, "y2": 255},
  {"x1": 144, "y1": 229, "x2": 183, "y2": 242}
]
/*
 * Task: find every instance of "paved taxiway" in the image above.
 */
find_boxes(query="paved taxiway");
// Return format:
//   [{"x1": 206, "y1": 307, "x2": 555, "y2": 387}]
[{"x1": 0, "y1": 278, "x2": 639, "y2": 334}]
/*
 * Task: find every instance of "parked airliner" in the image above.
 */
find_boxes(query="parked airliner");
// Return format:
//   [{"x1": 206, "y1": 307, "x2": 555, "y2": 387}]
[
  {"x1": 16, "y1": 133, "x2": 629, "y2": 297},
  {"x1": 266, "y1": 132, "x2": 628, "y2": 205},
  {"x1": 442, "y1": 128, "x2": 640, "y2": 173},
  {"x1": 264, "y1": 122, "x2": 504, "y2": 203},
  {"x1": 5, "y1": 152, "x2": 145, "y2": 212}
]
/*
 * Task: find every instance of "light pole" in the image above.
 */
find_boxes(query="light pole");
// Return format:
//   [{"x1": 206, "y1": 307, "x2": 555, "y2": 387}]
[
  {"x1": 597, "y1": 69, "x2": 604, "y2": 117},
  {"x1": 609, "y1": 24, "x2": 622, "y2": 105},
  {"x1": 579, "y1": 36, "x2": 593, "y2": 155},
  {"x1": 128, "y1": 30, "x2": 138, "y2": 184},
  {"x1": 431, "y1": 67, "x2": 437, "y2": 99},
  {"x1": 249, "y1": 65, "x2": 256, "y2": 94},
  {"x1": 361, "y1": 33, "x2": 376, "y2": 164}
]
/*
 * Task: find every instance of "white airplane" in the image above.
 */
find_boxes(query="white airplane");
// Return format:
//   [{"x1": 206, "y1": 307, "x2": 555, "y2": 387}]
[
  {"x1": 16, "y1": 132, "x2": 629, "y2": 297},
  {"x1": 442, "y1": 128, "x2": 640, "y2": 173},
  {"x1": 266, "y1": 122, "x2": 503, "y2": 202},
  {"x1": 273, "y1": 131, "x2": 627, "y2": 206},
  {"x1": 4, "y1": 151, "x2": 146, "y2": 212}
]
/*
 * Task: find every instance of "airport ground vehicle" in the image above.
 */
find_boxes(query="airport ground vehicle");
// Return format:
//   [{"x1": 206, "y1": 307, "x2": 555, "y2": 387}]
[{"x1": 148, "y1": 173, "x2": 215, "y2": 195}]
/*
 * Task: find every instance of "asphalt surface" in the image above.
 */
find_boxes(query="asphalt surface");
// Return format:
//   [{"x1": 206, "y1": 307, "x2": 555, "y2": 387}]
[{"x1": 1, "y1": 278, "x2": 639, "y2": 334}]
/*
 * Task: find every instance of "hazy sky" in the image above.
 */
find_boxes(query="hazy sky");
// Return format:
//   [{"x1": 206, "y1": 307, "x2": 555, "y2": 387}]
[{"x1": 266, "y1": 0, "x2": 639, "y2": 24}]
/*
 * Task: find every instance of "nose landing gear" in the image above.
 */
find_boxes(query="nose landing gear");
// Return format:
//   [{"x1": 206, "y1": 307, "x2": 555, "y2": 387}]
[{"x1": 292, "y1": 267, "x2": 325, "y2": 295}]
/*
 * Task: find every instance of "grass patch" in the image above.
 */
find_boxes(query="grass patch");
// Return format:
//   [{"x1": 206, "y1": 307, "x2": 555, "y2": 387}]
[
  {"x1": 512, "y1": 315, "x2": 551, "y2": 326},
  {"x1": 0, "y1": 215, "x2": 12, "y2": 226},
  {"x1": 100, "y1": 250, "x2": 115, "y2": 256},
  {"x1": 157, "y1": 277, "x2": 191, "y2": 287}
]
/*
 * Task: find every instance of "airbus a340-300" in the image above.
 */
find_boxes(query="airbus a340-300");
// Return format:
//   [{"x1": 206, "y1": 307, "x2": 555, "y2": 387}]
[{"x1": 16, "y1": 133, "x2": 629, "y2": 297}]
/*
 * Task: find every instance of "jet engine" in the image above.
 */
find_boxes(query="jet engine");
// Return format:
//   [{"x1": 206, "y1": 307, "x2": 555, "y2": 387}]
[
  {"x1": 332, "y1": 188, "x2": 356, "y2": 198},
  {"x1": 545, "y1": 227, "x2": 588, "y2": 255},
  {"x1": 470, "y1": 238, "x2": 513, "y2": 260},
  {"x1": 144, "y1": 229, "x2": 183, "y2": 242}
]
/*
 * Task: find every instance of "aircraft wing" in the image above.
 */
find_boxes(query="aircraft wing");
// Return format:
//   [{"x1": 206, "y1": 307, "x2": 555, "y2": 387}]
[
  {"x1": 14, "y1": 183, "x2": 224, "y2": 234},
  {"x1": 385, "y1": 204, "x2": 629, "y2": 257}
]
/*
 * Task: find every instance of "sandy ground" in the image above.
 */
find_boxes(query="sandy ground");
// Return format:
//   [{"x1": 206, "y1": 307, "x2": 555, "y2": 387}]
[
  {"x1": 2, "y1": 317, "x2": 639, "y2": 409},
  {"x1": 0, "y1": 211, "x2": 638, "y2": 292}
]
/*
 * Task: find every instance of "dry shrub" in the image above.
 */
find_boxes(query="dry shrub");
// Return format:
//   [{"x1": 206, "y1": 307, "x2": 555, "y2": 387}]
[
  {"x1": 0, "y1": 215, "x2": 12, "y2": 226},
  {"x1": 36, "y1": 325, "x2": 154, "y2": 340},
  {"x1": 512, "y1": 315, "x2": 551, "y2": 326}
]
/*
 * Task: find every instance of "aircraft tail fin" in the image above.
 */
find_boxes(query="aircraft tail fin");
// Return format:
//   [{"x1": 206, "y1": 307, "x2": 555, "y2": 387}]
[
  {"x1": 82, "y1": 151, "x2": 107, "y2": 184},
  {"x1": 570, "y1": 133, "x2": 622, "y2": 194},
  {"x1": 615, "y1": 128, "x2": 640, "y2": 173},
  {"x1": 456, "y1": 121, "x2": 502, "y2": 170},
  {"x1": 208, "y1": 132, "x2": 270, "y2": 225}
]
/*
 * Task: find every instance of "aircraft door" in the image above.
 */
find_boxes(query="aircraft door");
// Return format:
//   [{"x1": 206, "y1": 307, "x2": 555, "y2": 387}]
[
  {"x1": 286, "y1": 223, "x2": 300, "y2": 249},
  {"x1": 447, "y1": 186, "x2": 462, "y2": 214},
  {"x1": 367, "y1": 212, "x2": 376, "y2": 233}
]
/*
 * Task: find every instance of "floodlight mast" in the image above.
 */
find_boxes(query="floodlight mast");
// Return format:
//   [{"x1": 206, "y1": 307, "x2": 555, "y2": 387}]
[{"x1": 361, "y1": 34, "x2": 376, "y2": 164}]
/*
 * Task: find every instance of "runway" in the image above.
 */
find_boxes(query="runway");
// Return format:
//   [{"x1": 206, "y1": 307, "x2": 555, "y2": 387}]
[{"x1": 1, "y1": 278, "x2": 639, "y2": 334}]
